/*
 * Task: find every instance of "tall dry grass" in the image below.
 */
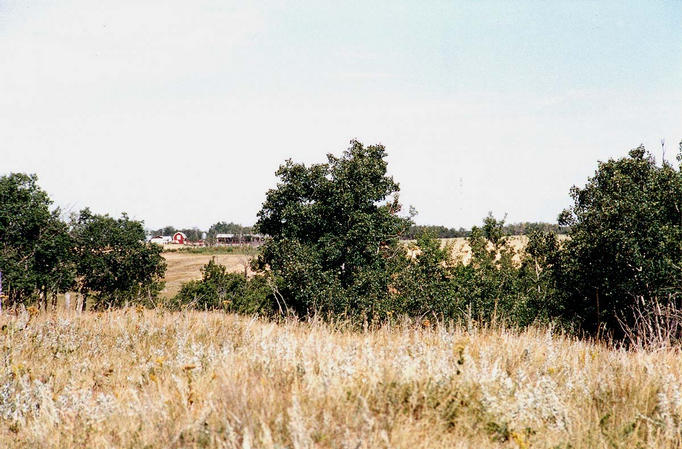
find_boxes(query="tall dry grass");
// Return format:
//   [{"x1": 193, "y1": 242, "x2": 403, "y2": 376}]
[{"x1": 1, "y1": 309, "x2": 681, "y2": 448}]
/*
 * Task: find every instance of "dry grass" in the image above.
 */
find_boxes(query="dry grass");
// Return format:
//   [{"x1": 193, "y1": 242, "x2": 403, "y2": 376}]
[{"x1": 1, "y1": 309, "x2": 681, "y2": 448}]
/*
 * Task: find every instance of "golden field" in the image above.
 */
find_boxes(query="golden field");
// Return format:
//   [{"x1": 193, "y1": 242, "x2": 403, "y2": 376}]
[{"x1": 1, "y1": 309, "x2": 681, "y2": 448}]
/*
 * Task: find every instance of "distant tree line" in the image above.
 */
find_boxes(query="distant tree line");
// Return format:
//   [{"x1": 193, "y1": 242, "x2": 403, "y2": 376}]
[
  {"x1": 152, "y1": 220, "x2": 567, "y2": 244},
  {"x1": 502, "y1": 221, "x2": 570, "y2": 235},
  {"x1": 402, "y1": 222, "x2": 569, "y2": 239},
  {"x1": 147, "y1": 222, "x2": 255, "y2": 244},
  {"x1": 403, "y1": 225, "x2": 469, "y2": 239}
]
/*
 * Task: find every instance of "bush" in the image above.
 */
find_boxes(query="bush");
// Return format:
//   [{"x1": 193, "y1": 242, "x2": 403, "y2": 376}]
[
  {"x1": 173, "y1": 258, "x2": 274, "y2": 314},
  {"x1": 391, "y1": 215, "x2": 557, "y2": 327},
  {"x1": 447, "y1": 215, "x2": 558, "y2": 326},
  {"x1": 390, "y1": 230, "x2": 459, "y2": 318}
]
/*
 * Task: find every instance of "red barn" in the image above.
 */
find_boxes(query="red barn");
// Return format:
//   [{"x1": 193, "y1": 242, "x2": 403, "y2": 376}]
[{"x1": 172, "y1": 232, "x2": 187, "y2": 245}]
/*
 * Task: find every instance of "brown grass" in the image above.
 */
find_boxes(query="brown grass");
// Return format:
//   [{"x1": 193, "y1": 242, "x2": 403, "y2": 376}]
[{"x1": 1, "y1": 309, "x2": 681, "y2": 448}]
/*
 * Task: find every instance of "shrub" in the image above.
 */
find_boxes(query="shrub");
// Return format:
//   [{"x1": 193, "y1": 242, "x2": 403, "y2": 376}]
[
  {"x1": 445, "y1": 215, "x2": 557, "y2": 326},
  {"x1": 391, "y1": 230, "x2": 459, "y2": 318},
  {"x1": 173, "y1": 258, "x2": 274, "y2": 314},
  {"x1": 392, "y1": 215, "x2": 557, "y2": 327}
]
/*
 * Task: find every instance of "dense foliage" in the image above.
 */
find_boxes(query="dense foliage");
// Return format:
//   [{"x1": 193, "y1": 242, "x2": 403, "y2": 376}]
[
  {"x1": 0, "y1": 173, "x2": 166, "y2": 310},
  {"x1": 554, "y1": 146, "x2": 682, "y2": 335},
  {"x1": 246, "y1": 141, "x2": 559, "y2": 324},
  {"x1": 71, "y1": 208, "x2": 167, "y2": 309},
  {"x1": 254, "y1": 140, "x2": 411, "y2": 318},
  {"x1": 250, "y1": 141, "x2": 682, "y2": 339},
  {"x1": 173, "y1": 258, "x2": 274, "y2": 313},
  {"x1": 0, "y1": 173, "x2": 75, "y2": 305},
  {"x1": 392, "y1": 216, "x2": 559, "y2": 326}
]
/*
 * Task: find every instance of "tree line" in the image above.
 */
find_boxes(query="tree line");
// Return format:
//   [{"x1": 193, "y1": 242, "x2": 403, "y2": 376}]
[
  {"x1": 151, "y1": 218, "x2": 564, "y2": 243},
  {"x1": 0, "y1": 174, "x2": 165, "y2": 309},
  {"x1": 402, "y1": 221, "x2": 568, "y2": 240},
  {"x1": 4, "y1": 138, "x2": 682, "y2": 342},
  {"x1": 174, "y1": 140, "x2": 682, "y2": 341}
]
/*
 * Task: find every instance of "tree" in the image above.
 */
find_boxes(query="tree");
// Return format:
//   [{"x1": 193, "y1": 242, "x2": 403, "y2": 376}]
[
  {"x1": 556, "y1": 145, "x2": 682, "y2": 335},
  {"x1": 72, "y1": 208, "x2": 166, "y2": 309},
  {"x1": 0, "y1": 173, "x2": 75, "y2": 306},
  {"x1": 31, "y1": 214, "x2": 77, "y2": 308},
  {"x1": 254, "y1": 140, "x2": 411, "y2": 318}
]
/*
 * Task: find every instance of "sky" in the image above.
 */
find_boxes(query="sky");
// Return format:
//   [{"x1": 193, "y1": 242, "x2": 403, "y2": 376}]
[{"x1": 1, "y1": 1, "x2": 681, "y2": 230}]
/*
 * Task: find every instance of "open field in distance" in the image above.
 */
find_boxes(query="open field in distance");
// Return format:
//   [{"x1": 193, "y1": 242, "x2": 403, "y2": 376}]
[
  {"x1": 161, "y1": 236, "x2": 553, "y2": 297},
  {"x1": 1, "y1": 310, "x2": 681, "y2": 448}
]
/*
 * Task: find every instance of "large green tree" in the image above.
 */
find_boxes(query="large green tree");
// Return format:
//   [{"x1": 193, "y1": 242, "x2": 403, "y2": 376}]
[
  {"x1": 72, "y1": 208, "x2": 166, "y2": 309},
  {"x1": 0, "y1": 173, "x2": 75, "y2": 305},
  {"x1": 254, "y1": 140, "x2": 411, "y2": 317},
  {"x1": 556, "y1": 145, "x2": 682, "y2": 335}
]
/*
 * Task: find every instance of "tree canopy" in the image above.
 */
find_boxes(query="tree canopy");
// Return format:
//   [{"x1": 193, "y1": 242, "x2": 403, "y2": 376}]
[
  {"x1": 254, "y1": 140, "x2": 410, "y2": 317},
  {"x1": 0, "y1": 173, "x2": 75, "y2": 304},
  {"x1": 556, "y1": 146, "x2": 682, "y2": 334},
  {"x1": 72, "y1": 208, "x2": 167, "y2": 308}
]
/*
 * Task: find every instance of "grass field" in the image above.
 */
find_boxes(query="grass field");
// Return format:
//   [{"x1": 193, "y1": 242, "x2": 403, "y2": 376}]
[{"x1": 2, "y1": 309, "x2": 681, "y2": 448}]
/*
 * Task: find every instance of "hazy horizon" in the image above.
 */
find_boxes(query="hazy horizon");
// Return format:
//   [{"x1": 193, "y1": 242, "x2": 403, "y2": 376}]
[{"x1": 2, "y1": 1, "x2": 681, "y2": 230}]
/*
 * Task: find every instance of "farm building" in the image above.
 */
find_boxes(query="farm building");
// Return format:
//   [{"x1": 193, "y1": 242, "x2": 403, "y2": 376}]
[
  {"x1": 215, "y1": 233, "x2": 236, "y2": 244},
  {"x1": 215, "y1": 233, "x2": 264, "y2": 246},
  {"x1": 172, "y1": 232, "x2": 187, "y2": 245},
  {"x1": 149, "y1": 235, "x2": 172, "y2": 245}
]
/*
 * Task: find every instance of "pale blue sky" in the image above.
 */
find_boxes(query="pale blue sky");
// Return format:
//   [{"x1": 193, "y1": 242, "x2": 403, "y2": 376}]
[{"x1": 1, "y1": 1, "x2": 680, "y2": 229}]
